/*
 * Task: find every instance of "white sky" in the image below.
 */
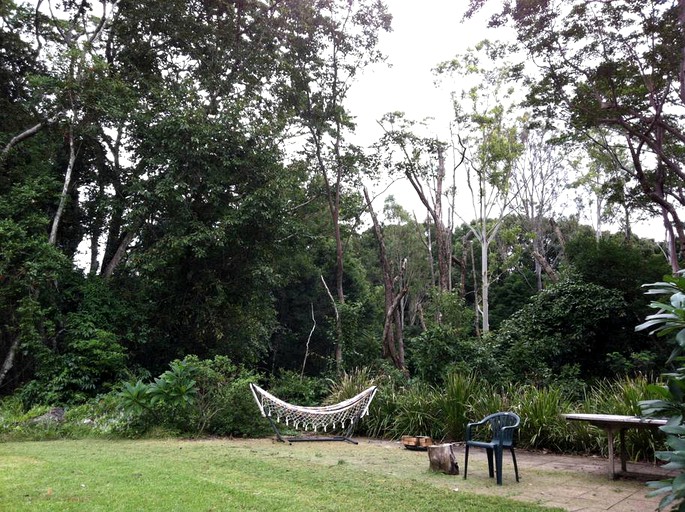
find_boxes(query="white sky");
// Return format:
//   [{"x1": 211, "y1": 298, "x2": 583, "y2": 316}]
[
  {"x1": 345, "y1": 0, "x2": 668, "y2": 241},
  {"x1": 348, "y1": 0, "x2": 503, "y2": 143}
]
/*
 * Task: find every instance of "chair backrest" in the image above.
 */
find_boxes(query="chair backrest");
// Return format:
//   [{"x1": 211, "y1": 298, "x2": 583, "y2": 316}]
[{"x1": 484, "y1": 412, "x2": 520, "y2": 445}]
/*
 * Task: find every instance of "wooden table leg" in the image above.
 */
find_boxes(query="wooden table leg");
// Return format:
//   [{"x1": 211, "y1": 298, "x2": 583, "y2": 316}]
[
  {"x1": 606, "y1": 428, "x2": 616, "y2": 479},
  {"x1": 619, "y1": 428, "x2": 627, "y2": 473}
]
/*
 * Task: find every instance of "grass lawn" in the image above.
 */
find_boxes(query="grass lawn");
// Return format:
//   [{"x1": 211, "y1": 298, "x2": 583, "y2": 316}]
[{"x1": 0, "y1": 437, "x2": 562, "y2": 511}]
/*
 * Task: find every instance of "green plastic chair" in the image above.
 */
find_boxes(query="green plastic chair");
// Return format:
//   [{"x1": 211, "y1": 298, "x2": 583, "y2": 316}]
[{"x1": 463, "y1": 411, "x2": 520, "y2": 485}]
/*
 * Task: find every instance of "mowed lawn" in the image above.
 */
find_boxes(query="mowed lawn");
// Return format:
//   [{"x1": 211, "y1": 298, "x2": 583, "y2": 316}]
[{"x1": 0, "y1": 438, "x2": 561, "y2": 511}]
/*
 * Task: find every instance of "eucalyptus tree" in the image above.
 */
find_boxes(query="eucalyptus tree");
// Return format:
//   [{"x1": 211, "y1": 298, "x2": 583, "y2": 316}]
[
  {"x1": 570, "y1": 139, "x2": 626, "y2": 242},
  {"x1": 467, "y1": 0, "x2": 685, "y2": 272},
  {"x1": 363, "y1": 188, "x2": 407, "y2": 371},
  {"x1": 376, "y1": 113, "x2": 459, "y2": 296},
  {"x1": 437, "y1": 40, "x2": 524, "y2": 333},
  {"x1": 380, "y1": 196, "x2": 435, "y2": 328},
  {"x1": 511, "y1": 128, "x2": 568, "y2": 289}
]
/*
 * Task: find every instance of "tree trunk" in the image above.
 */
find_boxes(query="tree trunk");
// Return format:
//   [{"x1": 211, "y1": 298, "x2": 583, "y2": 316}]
[
  {"x1": 533, "y1": 250, "x2": 559, "y2": 284},
  {"x1": 102, "y1": 228, "x2": 137, "y2": 278},
  {"x1": 481, "y1": 227, "x2": 490, "y2": 334},
  {"x1": 320, "y1": 275, "x2": 342, "y2": 368},
  {"x1": 550, "y1": 218, "x2": 565, "y2": 255},
  {"x1": 364, "y1": 187, "x2": 407, "y2": 371},
  {"x1": 403, "y1": 147, "x2": 452, "y2": 293},
  {"x1": 469, "y1": 240, "x2": 481, "y2": 338},
  {"x1": 49, "y1": 125, "x2": 77, "y2": 245},
  {"x1": 434, "y1": 147, "x2": 451, "y2": 292},
  {"x1": 0, "y1": 335, "x2": 20, "y2": 388},
  {"x1": 679, "y1": 0, "x2": 685, "y2": 105},
  {"x1": 1, "y1": 117, "x2": 56, "y2": 161}
]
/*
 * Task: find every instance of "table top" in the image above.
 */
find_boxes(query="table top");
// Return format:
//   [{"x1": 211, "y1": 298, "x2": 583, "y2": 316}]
[{"x1": 562, "y1": 413, "x2": 667, "y2": 427}]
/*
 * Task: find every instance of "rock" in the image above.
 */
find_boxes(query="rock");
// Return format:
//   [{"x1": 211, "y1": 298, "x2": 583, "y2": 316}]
[{"x1": 30, "y1": 407, "x2": 65, "y2": 424}]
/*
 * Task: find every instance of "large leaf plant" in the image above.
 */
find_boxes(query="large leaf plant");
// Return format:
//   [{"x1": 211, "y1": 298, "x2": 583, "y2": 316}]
[{"x1": 637, "y1": 273, "x2": 685, "y2": 511}]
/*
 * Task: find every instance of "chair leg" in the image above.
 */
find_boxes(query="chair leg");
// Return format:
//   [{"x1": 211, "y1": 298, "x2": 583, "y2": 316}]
[
  {"x1": 495, "y1": 446, "x2": 503, "y2": 485},
  {"x1": 510, "y1": 447, "x2": 519, "y2": 482},
  {"x1": 486, "y1": 448, "x2": 494, "y2": 479},
  {"x1": 463, "y1": 445, "x2": 469, "y2": 479}
]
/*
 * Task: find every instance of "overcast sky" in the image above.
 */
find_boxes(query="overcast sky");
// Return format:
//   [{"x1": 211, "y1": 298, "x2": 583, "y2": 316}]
[
  {"x1": 348, "y1": 1, "x2": 504, "y2": 145},
  {"x1": 346, "y1": 1, "x2": 666, "y2": 240},
  {"x1": 346, "y1": 1, "x2": 526, "y2": 228}
]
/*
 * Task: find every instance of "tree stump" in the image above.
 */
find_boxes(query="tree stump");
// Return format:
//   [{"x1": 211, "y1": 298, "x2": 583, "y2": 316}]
[{"x1": 427, "y1": 443, "x2": 459, "y2": 475}]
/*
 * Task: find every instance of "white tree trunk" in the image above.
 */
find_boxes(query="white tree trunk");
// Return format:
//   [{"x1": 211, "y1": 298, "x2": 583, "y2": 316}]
[{"x1": 49, "y1": 125, "x2": 77, "y2": 245}]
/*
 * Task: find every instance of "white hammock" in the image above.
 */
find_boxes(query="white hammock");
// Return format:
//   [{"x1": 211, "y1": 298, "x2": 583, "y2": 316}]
[{"x1": 249, "y1": 383, "x2": 377, "y2": 443}]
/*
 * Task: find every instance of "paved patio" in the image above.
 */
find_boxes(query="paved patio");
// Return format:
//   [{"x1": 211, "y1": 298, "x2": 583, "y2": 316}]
[{"x1": 443, "y1": 444, "x2": 677, "y2": 512}]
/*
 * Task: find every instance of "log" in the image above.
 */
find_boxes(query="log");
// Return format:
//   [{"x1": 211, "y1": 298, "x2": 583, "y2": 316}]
[{"x1": 427, "y1": 443, "x2": 459, "y2": 475}]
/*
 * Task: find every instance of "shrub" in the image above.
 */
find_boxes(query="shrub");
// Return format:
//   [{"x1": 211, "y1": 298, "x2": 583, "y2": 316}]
[
  {"x1": 17, "y1": 320, "x2": 127, "y2": 407},
  {"x1": 407, "y1": 328, "x2": 500, "y2": 385},
  {"x1": 514, "y1": 384, "x2": 574, "y2": 451},
  {"x1": 494, "y1": 274, "x2": 628, "y2": 384},
  {"x1": 636, "y1": 275, "x2": 685, "y2": 511},
  {"x1": 0, "y1": 392, "x2": 126, "y2": 441},
  {"x1": 116, "y1": 355, "x2": 269, "y2": 438},
  {"x1": 582, "y1": 376, "x2": 665, "y2": 461},
  {"x1": 268, "y1": 370, "x2": 328, "y2": 406},
  {"x1": 390, "y1": 381, "x2": 441, "y2": 440}
]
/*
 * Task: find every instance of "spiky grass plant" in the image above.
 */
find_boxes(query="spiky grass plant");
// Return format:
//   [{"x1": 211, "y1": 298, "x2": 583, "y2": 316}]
[
  {"x1": 325, "y1": 367, "x2": 377, "y2": 404},
  {"x1": 514, "y1": 385, "x2": 575, "y2": 451},
  {"x1": 437, "y1": 372, "x2": 486, "y2": 441},
  {"x1": 582, "y1": 376, "x2": 665, "y2": 460},
  {"x1": 390, "y1": 381, "x2": 442, "y2": 439}
]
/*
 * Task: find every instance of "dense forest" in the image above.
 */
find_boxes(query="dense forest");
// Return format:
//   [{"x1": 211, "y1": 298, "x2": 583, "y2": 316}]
[{"x1": 1, "y1": 0, "x2": 684, "y2": 410}]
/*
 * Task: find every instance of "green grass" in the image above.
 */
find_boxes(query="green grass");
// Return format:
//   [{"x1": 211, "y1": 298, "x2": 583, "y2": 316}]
[{"x1": 0, "y1": 438, "x2": 560, "y2": 512}]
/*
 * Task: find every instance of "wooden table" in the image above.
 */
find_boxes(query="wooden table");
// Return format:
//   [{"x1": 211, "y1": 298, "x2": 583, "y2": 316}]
[{"x1": 562, "y1": 413, "x2": 667, "y2": 479}]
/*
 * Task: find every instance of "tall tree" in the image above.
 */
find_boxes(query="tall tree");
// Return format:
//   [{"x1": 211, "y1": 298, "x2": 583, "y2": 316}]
[
  {"x1": 511, "y1": 129, "x2": 568, "y2": 289},
  {"x1": 467, "y1": 0, "x2": 685, "y2": 272},
  {"x1": 289, "y1": 0, "x2": 391, "y2": 370},
  {"x1": 363, "y1": 188, "x2": 407, "y2": 371},
  {"x1": 377, "y1": 113, "x2": 460, "y2": 296},
  {"x1": 438, "y1": 41, "x2": 523, "y2": 333},
  {"x1": 0, "y1": 0, "x2": 391, "y2": 388}
]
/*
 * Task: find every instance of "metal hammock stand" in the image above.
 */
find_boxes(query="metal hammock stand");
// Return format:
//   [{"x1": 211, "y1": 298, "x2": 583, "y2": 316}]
[{"x1": 249, "y1": 383, "x2": 378, "y2": 444}]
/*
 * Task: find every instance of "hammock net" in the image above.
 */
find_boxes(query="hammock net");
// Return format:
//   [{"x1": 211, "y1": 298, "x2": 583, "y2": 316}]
[{"x1": 250, "y1": 383, "x2": 377, "y2": 433}]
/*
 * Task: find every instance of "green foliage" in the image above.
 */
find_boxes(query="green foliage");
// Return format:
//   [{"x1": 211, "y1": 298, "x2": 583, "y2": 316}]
[
  {"x1": 18, "y1": 315, "x2": 128, "y2": 407},
  {"x1": 405, "y1": 292, "x2": 490, "y2": 384},
  {"x1": 268, "y1": 371, "x2": 328, "y2": 407},
  {"x1": 405, "y1": 327, "x2": 474, "y2": 383},
  {"x1": 390, "y1": 381, "x2": 442, "y2": 439},
  {"x1": 494, "y1": 273, "x2": 628, "y2": 384},
  {"x1": 0, "y1": 392, "x2": 126, "y2": 441},
  {"x1": 636, "y1": 274, "x2": 685, "y2": 511},
  {"x1": 487, "y1": 267, "x2": 537, "y2": 330},
  {"x1": 330, "y1": 366, "x2": 407, "y2": 439},
  {"x1": 583, "y1": 376, "x2": 664, "y2": 461},
  {"x1": 437, "y1": 372, "x2": 483, "y2": 441},
  {"x1": 567, "y1": 233, "x2": 671, "y2": 355},
  {"x1": 515, "y1": 385, "x2": 574, "y2": 451},
  {"x1": 116, "y1": 355, "x2": 267, "y2": 438},
  {"x1": 118, "y1": 381, "x2": 150, "y2": 416}
]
